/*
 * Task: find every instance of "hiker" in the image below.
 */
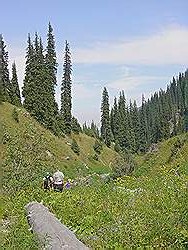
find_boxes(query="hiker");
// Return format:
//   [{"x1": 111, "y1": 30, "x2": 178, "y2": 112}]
[
  {"x1": 43, "y1": 172, "x2": 53, "y2": 191},
  {"x1": 53, "y1": 170, "x2": 64, "y2": 192},
  {"x1": 65, "y1": 179, "x2": 71, "y2": 189}
]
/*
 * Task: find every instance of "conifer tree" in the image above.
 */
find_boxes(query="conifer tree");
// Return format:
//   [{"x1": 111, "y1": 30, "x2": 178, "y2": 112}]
[
  {"x1": 23, "y1": 33, "x2": 58, "y2": 131},
  {"x1": 45, "y1": 23, "x2": 58, "y2": 119},
  {"x1": 91, "y1": 120, "x2": 100, "y2": 138},
  {"x1": 23, "y1": 34, "x2": 44, "y2": 123},
  {"x1": 93, "y1": 139, "x2": 103, "y2": 154},
  {"x1": 22, "y1": 33, "x2": 35, "y2": 112},
  {"x1": 128, "y1": 100, "x2": 138, "y2": 152},
  {"x1": 71, "y1": 138, "x2": 80, "y2": 155},
  {"x1": 0, "y1": 34, "x2": 11, "y2": 102},
  {"x1": 61, "y1": 41, "x2": 72, "y2": 134},
  {"x1": 100, "y1": 87, "x2": 111, "y2": 147},
  {"x1": 110, "y1": 97, "x2": 119, "y2": 141},
  {"x1": 71, "y1": 116, "x2": 81, "y2": 134},
  {"x1": 158, "y1": 89, "x2": 170, "y2": 139},
  {"x1": 0, "y1": 35, "x2": 3, "y2": 103},
  {"x1": 10, "y1": 62, "x2": 21, "y2": 106},
  {"x1": 117, "y1": 91, "x2": 129, "y2": 150},
  {"x1": 138, "y1": 95, "x2": 149, "y2": 152},
  {"x1": 183, "y1": 69, "x2": 188, "y2": 131}
]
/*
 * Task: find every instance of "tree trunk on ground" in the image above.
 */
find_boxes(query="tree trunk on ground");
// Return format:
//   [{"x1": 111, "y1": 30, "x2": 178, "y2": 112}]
[{"x1": 25, "y1": 201, "x2": 89, "y2": 250}]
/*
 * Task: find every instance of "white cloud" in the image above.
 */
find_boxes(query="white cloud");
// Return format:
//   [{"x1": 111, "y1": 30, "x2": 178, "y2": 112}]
[
  {"x1": 72, "y1": 82, "x2": 96, "y2": 99},
  {"x1": 107, "y1": 75, "x2": 168, "y2": 91},
  {"x1": 73, "y1": 26, "x2": 188, "y2": 65}
]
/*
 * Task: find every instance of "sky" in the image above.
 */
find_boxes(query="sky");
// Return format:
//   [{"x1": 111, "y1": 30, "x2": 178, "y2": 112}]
[{"x1": 0, "y1": 0, "x2": 188, "y2": 125}]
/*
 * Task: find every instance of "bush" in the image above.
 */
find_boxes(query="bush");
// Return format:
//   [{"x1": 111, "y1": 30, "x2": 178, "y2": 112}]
[
  {"x1": 71, "y1": 139, "x2": 80, "y2": 155},
  {"x1": 93, "y1": 140, "x2": 103, "y2": 154},
  {"x1": 12, "y1": 108, "x2": 19, "y2": 123},
  {"x1": 2, "y1": 132, "x2": 10, "y2": 144},
  {"x1": 93, "y1": 153, "x2": 99, "y2": 161},
  {"x1": 114, "y1": 141, "x2": 121, "y2": 152},
  {"x1": 72, "y1": 117, "x2": 81, "y2": 134},
  {"x1": 112, "y1": 151, "x2": 136, "y2": 178}
]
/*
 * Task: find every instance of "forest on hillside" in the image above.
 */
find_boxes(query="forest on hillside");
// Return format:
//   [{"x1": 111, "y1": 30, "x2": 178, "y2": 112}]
[{"x1": 1, "y1": 23, "x2": 188, "y2": 154}]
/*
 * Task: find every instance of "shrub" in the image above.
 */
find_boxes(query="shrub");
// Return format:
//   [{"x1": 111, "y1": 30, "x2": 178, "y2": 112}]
[
  {"x1": 93, "y1": 140, "x2": 103, "y2": 154},
  {"x1": 2, "y1": 132, "x2": 10, "y2": 144},
  {"x1": 114, "y1": 141, "x2": 121, "y2": 152},
  {"x1": 71, "y1": 117, "x2": 81, "y2": 134},
  {"x1": 71, "y1": 139, "x2": 80, "y2": 155},
  {"x1": 12, "y1": 108, "x2": 19, "y2": 123},
  {"x1": 112, "y1": 151, "x2": 136, "y2": 178},
  {"x1": 93, "y1": 153, "x2": 99, "y2": 161}
]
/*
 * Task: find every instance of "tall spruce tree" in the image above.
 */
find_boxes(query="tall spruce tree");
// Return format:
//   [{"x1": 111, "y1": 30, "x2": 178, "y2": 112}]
[
  {"x1": 23, "y1": 34, "x2": 47, "y2": 125},
  {"x1": 61, "y1": 41, "x2": 72, "y2": 134},
  {"x1": 101, "y1": 87, "x2": 111, "y2": 147},
  {"x1": 0, "y1": 34, "x2": 11, "y2": 102},
  {"x1": 71, "y1": 116, "x2": 81, "y2": 134},
  {"x1": 0, "y1": 35, "x2": 3, "y2": 103},
  {"x1": 10, "y1": 62, "x2": 21, "y2": 106},
  {"x1": 23, "y1": 33, "x2": 59, "y2": 131},
  {"x1": 110, "y1": 97, "x2": 119, "y2": 141},
  {"x1": 45, "y1": 23, "x2": 58, "y2": 121},
  {"x1": 138, "y1": 95, "x2": 149, "y2": 152},
  {"x1": 183, "y1": 69, "x2": 188, "y2": 131},
  {"x1": 117, "y1": 91, "x2": 129, "y2": 150},
  {"x1": 22, "y1": 33, "x2": 35, "y2": 112},
  {"x1": 128, "y1": 100, "x2": 138, "y2": 152},
  {"x1": 91, "y1": 120, "x2": 100, "y2": 138},
  {"x1": 158, "y1": 89, "x2": 170, "y2": 139}
]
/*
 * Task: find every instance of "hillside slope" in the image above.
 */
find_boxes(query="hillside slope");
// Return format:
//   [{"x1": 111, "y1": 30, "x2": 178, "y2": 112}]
[
  {"x1": 134, "y1": 132, "x2": 188, "y2": 177},
  {"x1": 1, "y1": 102, "x2": 117, "y2": 191},
  {"x1": 1, "y1": 102, "x2": 188, "y2": 249}
]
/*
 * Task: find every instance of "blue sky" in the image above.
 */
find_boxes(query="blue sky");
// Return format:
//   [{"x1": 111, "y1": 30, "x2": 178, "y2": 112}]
[{"x1": 1, "y1": 0, "x2": 188, "y2": 124}]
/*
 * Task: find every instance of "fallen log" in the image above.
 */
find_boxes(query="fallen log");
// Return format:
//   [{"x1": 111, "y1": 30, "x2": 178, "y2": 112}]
[{"x1": 25, "y1": 202, "x2": 89, "y2": 250}]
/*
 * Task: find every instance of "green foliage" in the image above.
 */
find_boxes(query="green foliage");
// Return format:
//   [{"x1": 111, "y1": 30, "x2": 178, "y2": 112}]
[
  {"x1": 72, "y1": 116, "x2": 81, "y2": 134},
  {"x1": 71, "y1": 138, "x2": 80, "y2": 155},
  {"x1": 40, "y1": 170, "x2": 187, "y2": 249},
  {"x1": 0, "y1": 34, "x2": 11, "y2": 102},
  {"x1": 109, "y1": 70, "x2": 188, "y2": 153},
  {"x1": 110, "y1": 97, "x2": 119, "y2": 141},
  {"x1": 61, "y1": 41, "x2": 72, "y2": 134},
  {"x1": 45, "y1": 22, "x2": 59, "y2": 127},
  {"x1": 114, "y1": 141, "x2": 121, "y2": 152},
  {"x1": 168, "y1": 137, "x2": 186, "y2": 163},
  {"x1": 12, "y1": 108, "x2": 19, "y2": 123},
  {"x1": 22, "y1": 31, "x2": 58, "y2": 133},
  {"x1": 50, "y1": 114, "x2": 66, "y2": 137},
  {"x1": 112, "y1": 151, "x2": 136, "y2": 178},
  {"x1": 101, "y1": 87, "x2": 111, "y2": 147},
  {"x1": 1, "y1": 103, "x2": 188, "y2": 249},
  {"x1": 93, "y1": 139, "x2": 103, "y2": 154},
  {"x1": 10, "y1": 62, "x2": 21, "y2": 106},
  {"x1": 92, "y1": 153, "x2": 99, "y2": 161},
  {"x1": 2, "y1": 131, "x2": 10, "y2": 144},
  {"x1": 83, "y1": 121, "x2": 99, "y2": 138}
]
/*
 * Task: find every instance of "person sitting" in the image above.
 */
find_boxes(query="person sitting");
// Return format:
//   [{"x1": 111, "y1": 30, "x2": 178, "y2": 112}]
[
  {"x1": 43, "y1": 172, "x2": 53, "y2": 191},
  {"x1": 53, "y1": 170, "x2": 64, "y2": 192}
]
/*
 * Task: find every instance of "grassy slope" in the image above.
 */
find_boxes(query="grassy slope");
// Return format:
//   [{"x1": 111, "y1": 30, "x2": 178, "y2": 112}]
[
  {"x1": 1, "y1": 102, "x2": 117, "y2": 181},
  {"x1": 42, "y1": 134, "x2": 187, "y2": 249},
  {"x1": 1, "y1": 102, "x2": 117, "y2": 248},
  {"x1": 134, "y1": 132, "x2": 188, "y2": 177},
  {"x1": 1, "y1": 102, "x2": 188, "y2": 249}
]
